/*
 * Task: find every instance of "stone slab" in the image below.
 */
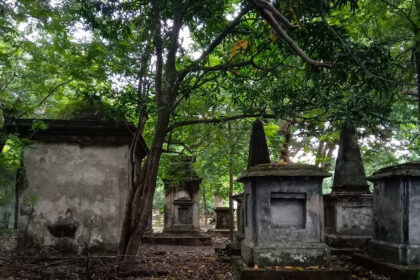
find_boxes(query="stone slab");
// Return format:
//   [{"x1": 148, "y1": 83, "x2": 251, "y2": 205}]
[
  {"x1": 352, "y1": 253, "x2": 420, "y2": 280},
  {"x1": 325, "y1": 234, "x2": 371, "y2": 250},
  {"x1": 207, "y1": 229, "x2": 231, "y2": 237},
  {"x1": 369, "y1": 239, "x2": 420, "y2": 265},
  {"x1": 142, "y1": 232, "x2": 212, "y2": 246},
  {"x1": 241, "y1": 241, "x2": 330, "y2": 266},
  {"x1": 231, "y1": 257, "x2": 351, "y2": 280}
]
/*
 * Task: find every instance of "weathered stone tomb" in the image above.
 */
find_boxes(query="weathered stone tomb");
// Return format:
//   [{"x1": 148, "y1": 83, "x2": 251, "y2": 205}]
[
  {"x1": 163, "y1": 155, "x2": 201, "y2": 233},
  {"x1": 4, "y1": 119, "x2": 148, "y2": 255},
  {"x1": 368, "y1": 162, "x2": 420, "y2": 265},
  {"x1": 324, "y1": 121, "x2": 373, "y2": 249},
  {"x1": 214, "y1": 207, "x2": 232, "y2": 230},
  {"x1": 238, "y1": 163, "x2": 331, "y2": 266}
]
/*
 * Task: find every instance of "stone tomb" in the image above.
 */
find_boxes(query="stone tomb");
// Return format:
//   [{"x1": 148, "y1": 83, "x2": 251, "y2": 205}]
[
  {"x1": 4, "y1": 119, "x2": 148, "y2": 255},
  {"x1": 142, "y1": 155, "x2": 211, "y2": 245},
  {"x1": 368, "y1": 162, "x2": 420, "y2": 265},
  {"x1": 215, "y1": 207, "x2": 232, "y2": 230},
  {"x1": 238, "y1": 163, "x2": 331, "y2": 266},
  {"x1": 324, "y1": 121, "x2": 373, "y2": 249},
  {"x1": 163, "y1": 156, "x2": 201, "y2": 233}
]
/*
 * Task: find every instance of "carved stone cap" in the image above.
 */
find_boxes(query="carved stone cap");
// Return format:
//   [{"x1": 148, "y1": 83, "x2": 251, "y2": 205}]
[
  {"x1": 237, "y1": 163, "x2": 331, "y2": 182},
  {"x1": 232, "y1": 193, "x2": 244, "y2": 201},
  {"x1": 368, "y1": 161, "x2": 420, "y2": 181}
]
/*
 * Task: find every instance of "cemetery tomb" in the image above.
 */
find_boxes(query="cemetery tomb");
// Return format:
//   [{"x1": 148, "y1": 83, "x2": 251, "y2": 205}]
[
  {"x1": 324, "y1": 121, "x2": 373, "y2": 249},
  {"x1": 3, "y1": 119, "x2": 148, "y2": 255},
  {"x1": 368, "y1": 162, "x2": 420, "y2": 265},
  {"x1": 238, "y1": 163, "x2": 331, "y2": 266}
]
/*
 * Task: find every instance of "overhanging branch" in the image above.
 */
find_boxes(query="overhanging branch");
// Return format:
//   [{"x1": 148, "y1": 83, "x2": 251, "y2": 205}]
[{"x1": 166, "y1": 113, "x2": 276, "y2": 133}]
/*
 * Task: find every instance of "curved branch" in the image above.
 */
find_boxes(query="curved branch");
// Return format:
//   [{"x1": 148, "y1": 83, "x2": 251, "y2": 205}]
[
  {"x1": 251, "y1": 0, "x2": 297, "y2": 29},
  {"x1": 194, "y1": 6, "x2": 252, "y2": 63},
  {"x1": 166, "y1": 113, "x2": 276, "y2": 133}
]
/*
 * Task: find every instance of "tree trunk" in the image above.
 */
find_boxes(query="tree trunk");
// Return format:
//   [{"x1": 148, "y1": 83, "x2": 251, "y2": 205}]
[
  {"x1": 118, "y1": 108, "x2": 171, "y2": 260},
  {"x1": 202, "y1": 186, "x2": 208, "y2": 227},
  {"x1": 278, "y1": 120, "x2": 292, "y2": 163},
  {"x1": 415, "y1": 40, "x2": 420, "y2": 129},
  {"x1": 229, "y1": 153, "x2": 234, "y2": 241}
]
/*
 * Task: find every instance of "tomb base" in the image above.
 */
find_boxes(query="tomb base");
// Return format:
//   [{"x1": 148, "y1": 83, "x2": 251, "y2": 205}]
[
  {"x1": 143, "y1": 231, "x2": 212, "y2": 246},
  {"x1": 207, "y1": 228, "x2": 231, "y2": 237},
  {"x1": 241, "y1": 240, "x2": 330, "y2": 266},
  {"x1": 352, "y1": 253, "x2": 420, "y2": 280},
  {"x1": 324, "y1": 193, "x2": 373, "y2": 250},
  {"x1": 369, "y1": 239, "x2": 420, "y2": 265}
]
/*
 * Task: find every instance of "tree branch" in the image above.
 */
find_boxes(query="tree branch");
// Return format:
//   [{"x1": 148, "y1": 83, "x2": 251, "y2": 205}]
[
  {"x1": 253, "y1": 5, "x2": 331, "y2": 68},
  {"x1": 194, "y1": 6, "x2": 252, "y2": 64},
  {"x1": 166, "y1": 113, "x2": 276, "y2": 133},
  {"x1": 251, "y1": 0, "x2": 297, "y2": 29},
  {"x1": 152, "y1": 0, "x2": 163, "y2": 105}
]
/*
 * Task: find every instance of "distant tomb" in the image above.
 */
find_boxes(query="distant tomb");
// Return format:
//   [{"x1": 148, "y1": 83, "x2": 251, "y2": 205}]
[
  {"x1": 163, "y1": 156, "x2": 201, "y2": 233},
  {"x1": 368, "y1": 162, "x2": 420, "y2": 265},
  {"x1": 215, "y1": 207, "x2": 231, "y2": 230},
  {"x1": 238, "y1": 163, "x2": 331, "y2": 266},
  {"x1": 4, "y1": 119, "x2": 148, "y2": 255},
  {"x1": 143, "y1": 155, "x2": 211, "y2": 245}
]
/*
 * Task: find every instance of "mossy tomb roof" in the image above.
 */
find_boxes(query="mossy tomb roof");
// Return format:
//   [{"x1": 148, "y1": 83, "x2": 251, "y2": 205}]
[
  {"x1": 237, "y1": 163, "x2": 331, "y2": 182},
  {"x1": 368, "y1": 161, "x2": 420, "y2": 181}
]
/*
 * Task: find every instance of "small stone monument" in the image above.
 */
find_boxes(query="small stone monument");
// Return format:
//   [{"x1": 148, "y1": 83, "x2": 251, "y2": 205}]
[
  {"x1": 215, "y1": 207, "x2": 232, "y2": 229},
  {"x1": 238, "y1": 163, "x2": 331, "y2": 266},
  {"x1": 143, "y1": 155, "x2": 211, "y2": 245},
  {"x1": 238, "y1": 120, "x2": 330, "y2": 266},
  {"x1": 324, "y1": 121, "x2": 373, "y2": 249},
  {"x1": 163, "y1": 155, "x2": 201, "y2": 233},
  {"x1": 367, "y1": 162, "x2": 420, "y2": 265}
]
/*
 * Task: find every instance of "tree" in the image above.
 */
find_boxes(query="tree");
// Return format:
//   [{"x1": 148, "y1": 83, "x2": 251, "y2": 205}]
[{"x1": 6, "y1": 0, "x2": 402, "y2": 260}]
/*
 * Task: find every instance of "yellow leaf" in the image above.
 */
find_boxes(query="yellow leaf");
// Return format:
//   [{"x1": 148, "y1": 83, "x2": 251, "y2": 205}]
[
  {"x1": 291, "y1": 266, "x2": 304, "y2": 271},
  {"x1": 188, "y1": 269, "x2": 193, "y2": 273},
  {"x1": 284, "y1": 266, "x2": 293, "y2": 270},
  {"x1": 289, "y1": 6, "x2": 302, "y2": 28},
  {"x1": 228, "y1": 37, "x2": 249, "y2": 60},
  {"x1": 253, "y1": 264, "x2": 259, "y2": 270},
  {"x1": 308, "y1": 265, "x2": 319, "y2": 270}
]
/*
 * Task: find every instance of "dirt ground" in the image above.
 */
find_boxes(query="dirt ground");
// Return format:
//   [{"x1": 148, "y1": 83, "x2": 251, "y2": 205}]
[{"x1": 0, "y1": 237, "x2": 391, "y2": 280}]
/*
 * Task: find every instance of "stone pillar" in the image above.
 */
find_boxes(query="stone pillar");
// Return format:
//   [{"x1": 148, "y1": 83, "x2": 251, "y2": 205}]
[
  {"x1": 163, "y1": 155, "x2": 202, "y2": 233},
  {"x1": 368, "y1": 162, "x2": 420, "y2": 265},
  {"x1": 238, "y1": 163, "x2": 331, "y2": 266},
  {"x1": 324, "y1": 121, "x2": 373, "y2": 249},
  {"x1": 232, "y1": 193, "x2": 245, "y2": 243}
]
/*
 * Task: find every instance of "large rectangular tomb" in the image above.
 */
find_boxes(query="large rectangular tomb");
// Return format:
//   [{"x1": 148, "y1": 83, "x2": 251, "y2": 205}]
[
  {"x1": 4, "y1": 119, "x2": 148, "y2": 255},
  {"x1": 368, "y1": 162, "x2": 420, "y2": 265},
  {"x1": 238, "y1": 163, "x2": 331, "y2": 266}
]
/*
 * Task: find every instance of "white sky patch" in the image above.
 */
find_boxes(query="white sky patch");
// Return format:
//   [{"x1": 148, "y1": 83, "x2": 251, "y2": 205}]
[{"x1": 68, "y1": 22, "x2": 93, "y2": 44}]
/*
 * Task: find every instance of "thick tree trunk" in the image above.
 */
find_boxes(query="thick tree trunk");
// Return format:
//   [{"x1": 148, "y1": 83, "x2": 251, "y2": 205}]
[{"x1": 118, "y1": 109, "x2": 171, "y2": 260}]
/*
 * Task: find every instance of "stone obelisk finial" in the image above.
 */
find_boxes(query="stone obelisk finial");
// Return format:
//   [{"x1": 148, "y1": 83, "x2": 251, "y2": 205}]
[
  {"x1": 332, "y1": 120, "x2": 369, "y2": 193},
  {"x1": 248, "y1": 120, "x2": 270, "y2": 169}
]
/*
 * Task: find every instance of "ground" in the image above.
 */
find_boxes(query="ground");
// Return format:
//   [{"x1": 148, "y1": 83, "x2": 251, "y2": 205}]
[{"x1": 0, "y1": 236, "x2": 392, "y2": 280}]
